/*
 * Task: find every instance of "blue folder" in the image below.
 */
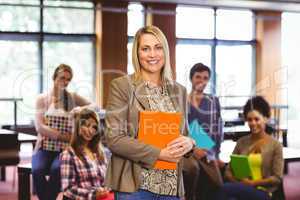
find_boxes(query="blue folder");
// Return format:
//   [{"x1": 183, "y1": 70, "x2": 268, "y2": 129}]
[{"x1": 189, "y1": 119, "x2": 215, "y2": 150}]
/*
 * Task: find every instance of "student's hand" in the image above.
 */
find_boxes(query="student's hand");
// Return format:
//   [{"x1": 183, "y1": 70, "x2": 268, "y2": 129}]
[
  {"x1": 167, "y1": 136, "x2": 194, "y2": 158},
  {"x1": 57, "y1": 133, "x2": 71, "y2": 142},
  {"x1": 241, "y1": 178, "x2": 255, "y2": 186},
  {"x1": 70, "y1": 106, "x2": 82, "y2": 115},
  {"x1": 96, "y1": 187, "x2": 110, "y2": 199},
  {"x1": 216, "y1": 159, "x2": 225, "y2": 168},
  {"x1": 193, "y1": 148, "x2": 207, "y2": 160}
]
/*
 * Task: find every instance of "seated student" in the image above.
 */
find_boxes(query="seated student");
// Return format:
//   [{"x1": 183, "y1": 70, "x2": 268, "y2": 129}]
[
  {"x1": 32, "y1": 64, "x2": 92, "y2": 200},
  {"x1": 60, "y1": 108, "x2": 112, "y2": 200},
  {"x1": 215, "y1": 96, "x2": 284, "y2": 200}
]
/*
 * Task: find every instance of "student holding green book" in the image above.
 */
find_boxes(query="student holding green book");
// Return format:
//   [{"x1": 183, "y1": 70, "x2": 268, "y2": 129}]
[{"x1": 214, "y1": 96, "x2": 284, "y2": 200}]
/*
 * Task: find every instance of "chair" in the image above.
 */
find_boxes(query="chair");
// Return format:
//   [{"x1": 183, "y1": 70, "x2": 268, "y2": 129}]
[{"x1": 0, "y1": 130, "x2": 20, "y2": 188}]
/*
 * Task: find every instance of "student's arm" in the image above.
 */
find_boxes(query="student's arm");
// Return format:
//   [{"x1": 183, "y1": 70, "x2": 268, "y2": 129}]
[
  {"x1": 60, "y1": 150, "x2": 106, "y2": 200},
  {"x1": 214, "y1": 97, "x2": 223, "y2": 159},
  {"x1": 34, "y1": 95, "x2": 69, "y2": 141},
  {"x1": 73, "y1": 92, "x2": 100, "y2": 111}
]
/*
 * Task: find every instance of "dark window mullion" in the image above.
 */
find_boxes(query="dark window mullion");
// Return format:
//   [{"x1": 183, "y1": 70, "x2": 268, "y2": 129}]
[
  {"x1": 211, "y1": 7, "x2": 217, "y2": 95},
  {"x1": 39, "y1": 0, "x2": 43, "y2": 93}
]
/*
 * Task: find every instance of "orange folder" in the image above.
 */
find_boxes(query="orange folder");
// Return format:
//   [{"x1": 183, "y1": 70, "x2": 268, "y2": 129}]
[{"x1": 138, "y1": 111, "x2": 182, "y2": 170}]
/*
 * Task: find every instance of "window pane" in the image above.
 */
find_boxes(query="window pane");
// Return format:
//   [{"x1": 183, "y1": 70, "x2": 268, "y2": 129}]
[
  {"x1": 282, "y1": 12, "x2": 300, "y2": 147},
  {"x1": 216, "y1": 45, "x2": 253, "y2": 106},
  {"x1": 0, "y1": 5, "x2": 40, "y2": 32},
  {"x1": 216, "y1": 9, "x2": 253, "y2": 40},
  {"x1": 0, "y1": 0, "x2": 39, "y2": 5},
  {"x1": 44, "y1": 0, "x2": 93, "y2": 8},
  {"x1": 176, "y1": 6, "x2": 214, "y2": 39},
  {"x1": 176, "y1": 43, "x2": 211, "y2": 92},
  {"x1": 44, "y1": 8, "x2": 94, "y2": 33},
  {"x1": 0, "y1": 41, "x2": 39, "y2": 125},
  {"x1": 127, "y1": 41, "x2": 135, "y2": 74},
  {"x1": 128, "y1": 3, "x2": 144, "y2": 36},
  {"x1": 43, "y1": 42, "x2": 94, "y2": 101}
]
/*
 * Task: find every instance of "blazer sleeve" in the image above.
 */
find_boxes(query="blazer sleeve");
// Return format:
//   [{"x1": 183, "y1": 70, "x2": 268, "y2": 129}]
[
  {"x1": 269, "y1": 142, "x2": 284, "y2": 185},
  {"x1": 105, "y1": 78, "x2": 160, "y2": 169}
]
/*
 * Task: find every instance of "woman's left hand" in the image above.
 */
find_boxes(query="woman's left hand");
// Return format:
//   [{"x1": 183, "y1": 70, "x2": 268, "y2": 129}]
[
  {"x1": 241, "y1": 178, "x2": 255, "y2": 186},
  {"x1": 167, "y1": 136, "x2": 194, "y2": 158}
]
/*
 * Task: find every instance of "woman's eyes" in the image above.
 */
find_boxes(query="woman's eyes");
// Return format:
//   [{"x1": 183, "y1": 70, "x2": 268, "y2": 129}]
[
  {"x1": 92, "y1": 125, "x2": 98, "y2": 131},
  {"x1": 141, "y1": 47, "x2": 149, "y2": 52},
  {"x1": 155, "y1": 46, "x2": 163, "y2": 50},
  {"x1": 141, "y1": 46, "x2": 163, "y2": 52}
]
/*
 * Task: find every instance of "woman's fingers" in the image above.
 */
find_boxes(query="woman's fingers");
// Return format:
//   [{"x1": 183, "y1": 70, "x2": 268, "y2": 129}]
[{"x1": 168, "y1": 136, "x2": 194, "y2": 154}]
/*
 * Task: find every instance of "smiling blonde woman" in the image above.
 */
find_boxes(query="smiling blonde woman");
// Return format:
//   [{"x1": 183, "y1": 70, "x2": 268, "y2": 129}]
[{"x1": 104, "y1": 26, "x2": 195, "y2": 200}]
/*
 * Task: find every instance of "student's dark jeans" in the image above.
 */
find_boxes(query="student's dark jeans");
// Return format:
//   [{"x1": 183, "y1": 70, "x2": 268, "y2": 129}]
[
  {"x1": 32, "y1": 149, "x2": 61, "y2": 200},
  {"x1": 115, "y1": 189, "x2": 181, "y2": 200},
  {"x1": 214, "y1": 182, "x2": 271, "y2": 200}
]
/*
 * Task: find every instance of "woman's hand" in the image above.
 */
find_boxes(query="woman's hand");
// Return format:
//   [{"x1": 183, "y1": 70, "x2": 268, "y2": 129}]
[
  {"x1": 241, "y1": 178, "x2": 255, "y2": 186},
  {"x1": 159, "y1": 146, "x2": 182, "y2": 163},
  {"x1": 96, "y1": 187, "x2": 110, "y2": 199},
  {"x1": 158, "y1": 136, "x2": 194, "y2": 163},
  {"x1": 168, "y1": 136, "x2": 194, "y2": 158},
  {"x1": 57, "y1": 133, "x2": 71, "y2": 142}
]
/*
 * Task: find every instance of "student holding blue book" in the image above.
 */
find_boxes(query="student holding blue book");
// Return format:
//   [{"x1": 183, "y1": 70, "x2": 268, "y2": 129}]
[
  {"x1": 183, "y1": 63, "x2": 224, "y2": 200},
  {"x1": 214, "y1": 96, "x2": 284, "y2": 200}
]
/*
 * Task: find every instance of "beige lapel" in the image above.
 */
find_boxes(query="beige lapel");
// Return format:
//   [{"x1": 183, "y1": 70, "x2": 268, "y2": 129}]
[
  {"x1": 166, "y1": 81, "x2": 180, "y2": 112},
  {"x1": 131, "y1": 75, "x2": 151, "y2": 110}
]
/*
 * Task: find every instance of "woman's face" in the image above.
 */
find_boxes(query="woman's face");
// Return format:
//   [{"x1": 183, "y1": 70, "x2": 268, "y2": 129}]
[
  {"x1": 79, "y1": 117, "x2": 98, "y2": 142},
  {"x1": 54, "y1": 70, "x2": 72, "y2": 90},
  {"x1": 138, "y1": 33, "x2": 165, "y2": 77},
  {"x1": 246, "y1": 110, "x2": 268, "y2": 135}
]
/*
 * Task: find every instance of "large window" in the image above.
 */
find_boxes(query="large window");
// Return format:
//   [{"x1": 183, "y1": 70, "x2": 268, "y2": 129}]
[
  {"x1": 0, "y1": 0, "x2": 95, "y2": 125},
  {"x1": 127, "y1": 3, "x2": 144, "y2": 74},
  {"x1": 176, "y1": 6, "x2": 255, "y2": 120},
  {"x1": 282, "y1": 12, "x2": 300, "y2": 147}
]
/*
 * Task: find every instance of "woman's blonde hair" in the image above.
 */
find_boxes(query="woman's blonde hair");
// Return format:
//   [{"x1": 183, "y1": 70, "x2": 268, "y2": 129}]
[
  {"x1": 71, "y1": 108, "x2": 104, "y2": 162},
  {"x1": 132, "y1": 25, "x2": 173, "y2": 81}
]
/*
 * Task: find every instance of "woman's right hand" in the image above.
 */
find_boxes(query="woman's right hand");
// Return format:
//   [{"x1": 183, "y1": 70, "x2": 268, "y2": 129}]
[
  {"x1": 158, "y1": 146, "x2": 182, "y2": 163},
  {"x1": 96, "y1": 187, "x2": 109, "y2": 199}
]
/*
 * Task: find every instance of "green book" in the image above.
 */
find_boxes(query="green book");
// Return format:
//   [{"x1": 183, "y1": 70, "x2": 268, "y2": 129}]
[{"x1": 230, "y1": 154, "x2": 252, "y2": 180}]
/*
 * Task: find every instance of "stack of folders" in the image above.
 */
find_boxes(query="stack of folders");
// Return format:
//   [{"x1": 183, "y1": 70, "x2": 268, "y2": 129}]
[
  {"x1": 230, "y1": 153, "x2": 262, "y2": 180},
  {"x1": 188, "y1": 119, "x2": 215, "y2": 150},
  {"x1": 138, "y1": 111, "x2": 181, "y2": 170}
]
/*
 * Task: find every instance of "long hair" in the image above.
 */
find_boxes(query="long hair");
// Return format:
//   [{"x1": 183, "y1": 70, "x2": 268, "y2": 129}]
[
  {"x1": 52, "y1": 63, "x2": 74, "y2": 112},
  {"x1": 71, "y1": 108, "x2": 104, "y2": 162},
  {"x1": 132, "y1": 25, "x2": 173, "y2": 82}
]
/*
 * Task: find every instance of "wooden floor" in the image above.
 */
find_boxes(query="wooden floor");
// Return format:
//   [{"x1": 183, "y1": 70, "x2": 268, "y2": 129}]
[
  {"x1": 1, "y1": 142, "x2": 299, "y2": 200},
  {"x1": 1, "y1": 163, "x2": 300, "y2": 200}
]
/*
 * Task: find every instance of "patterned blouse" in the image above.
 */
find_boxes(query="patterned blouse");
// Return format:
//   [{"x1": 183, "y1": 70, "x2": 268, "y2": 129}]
[
  {"x1": 139, "y1": 81, "x2": 178, "y2": 196},
  {"x1": 60, "y1": 147, "x2": 107, "y2": 200},
  {"x1": 42, "y1": 105, "x2": 72, "y2": 152}
]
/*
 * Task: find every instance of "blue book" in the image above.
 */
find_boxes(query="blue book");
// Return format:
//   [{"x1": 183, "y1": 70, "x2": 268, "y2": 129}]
[{"x1": 189, "y1": 119, "x2": 215, "y2": 150}]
